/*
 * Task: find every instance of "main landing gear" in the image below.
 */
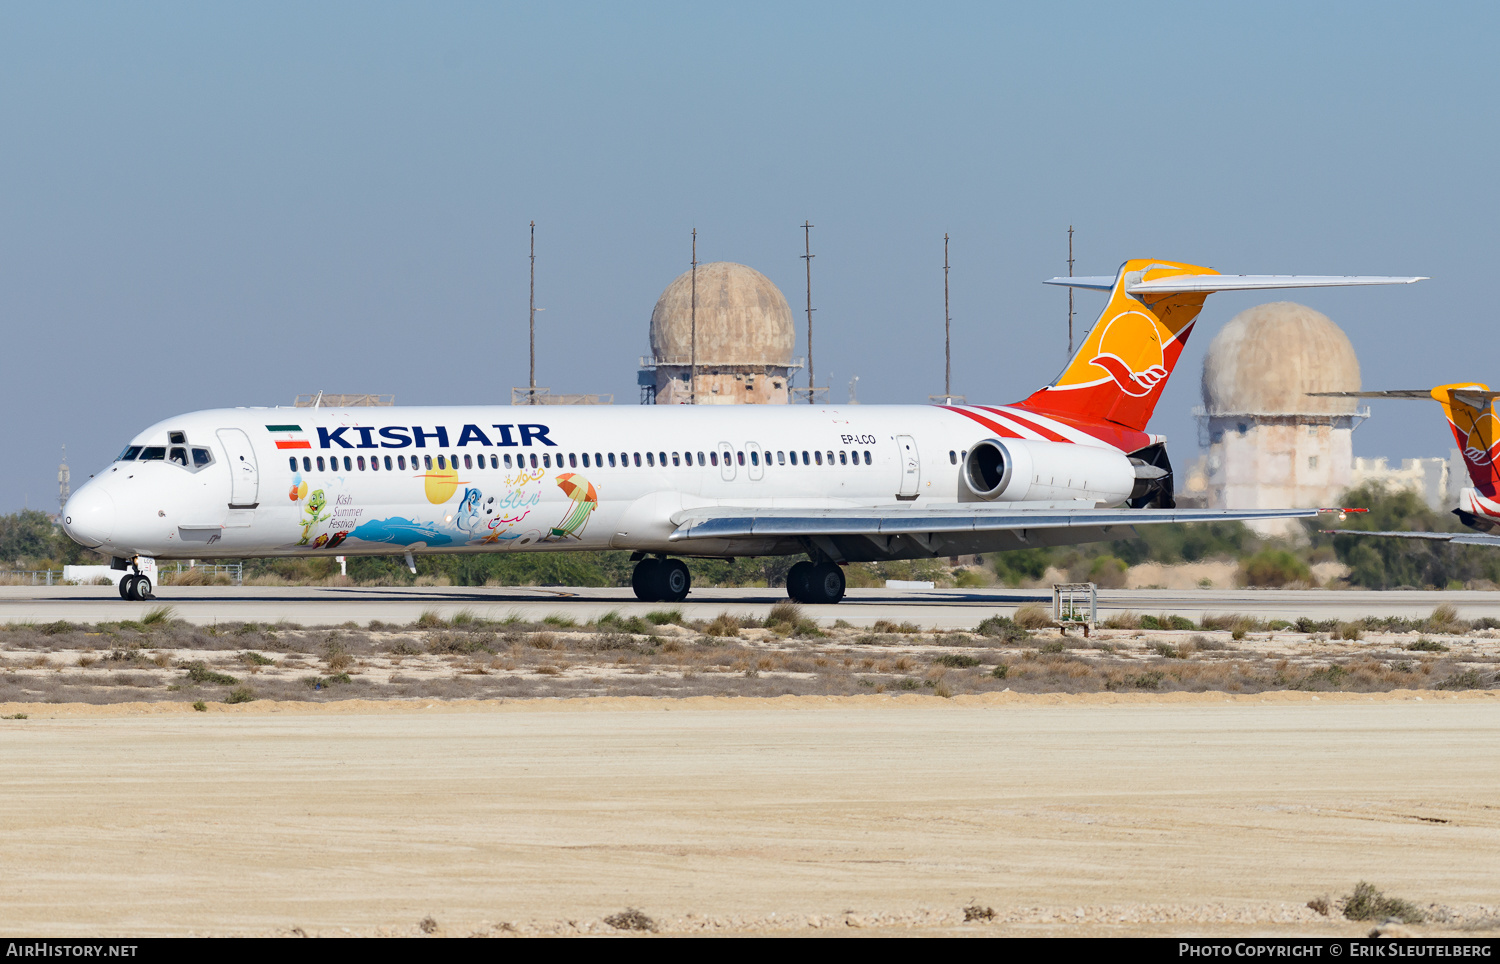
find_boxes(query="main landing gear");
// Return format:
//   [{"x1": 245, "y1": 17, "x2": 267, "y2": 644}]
[
  {"x1": 117, "y1": 572, "x2": 154, "y2": 601},
  {"x1": 631, "y1": 557, "x2": 691, "y2": 603},
  {"x1": 785, "y1": 560, "x2": 846, "y2": 605}
]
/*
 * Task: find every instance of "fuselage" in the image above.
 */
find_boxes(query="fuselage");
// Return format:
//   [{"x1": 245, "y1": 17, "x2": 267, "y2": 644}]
[{"x1": 61, "y1": 403, "x2": 1159, "y2": 563}]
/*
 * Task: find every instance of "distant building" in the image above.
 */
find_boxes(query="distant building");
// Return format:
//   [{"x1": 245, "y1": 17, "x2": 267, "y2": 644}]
[
  {"x1": 640, "y1": 262, "x2": 804, "y2": 404},
  {"x1": 1351, "y1": 451, "x2": 1467, "y2": 511},
  {"x1": 1196, "y1": 302, "x2": 1367, "y2": 535}
]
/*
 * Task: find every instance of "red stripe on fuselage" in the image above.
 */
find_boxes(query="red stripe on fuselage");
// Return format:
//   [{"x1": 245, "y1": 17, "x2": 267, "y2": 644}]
[
  {"x1": 975, "y1": 406, "x2": 1069, "y2": 442},
  {"x1": 275, "y1": 440, "x2": 311, "y2": 450},
  {"x1": 937, "y1": 407, "x2": 1024, "y2": 439}
]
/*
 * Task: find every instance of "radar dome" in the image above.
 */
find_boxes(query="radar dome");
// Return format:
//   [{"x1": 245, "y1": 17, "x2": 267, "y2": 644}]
[
  {"x1": 649, "y1": 262, "x2": 795, "y2": 366},
  {"x1": 1202, "y1": 302, "x2": 1361, "y2": 416}
]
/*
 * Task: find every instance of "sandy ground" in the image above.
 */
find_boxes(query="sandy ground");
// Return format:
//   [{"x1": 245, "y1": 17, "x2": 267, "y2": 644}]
[{"x1": 2, "y1": 691, "x2": 1498, "y2": 937}]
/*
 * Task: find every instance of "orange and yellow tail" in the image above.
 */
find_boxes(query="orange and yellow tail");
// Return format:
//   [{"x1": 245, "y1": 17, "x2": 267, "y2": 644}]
[
  {"x1": 1433, "y1": 383, "x2": 1500, "y2": 492},
  {"x1": 1018, "y1": 259, "x2": 1216, "y2": 431}
]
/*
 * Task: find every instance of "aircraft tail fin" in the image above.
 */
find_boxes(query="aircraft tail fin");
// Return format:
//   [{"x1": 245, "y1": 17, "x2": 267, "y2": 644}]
[{"x1": 1020, "y1": 262, "x2": 1424, "y2": 432}]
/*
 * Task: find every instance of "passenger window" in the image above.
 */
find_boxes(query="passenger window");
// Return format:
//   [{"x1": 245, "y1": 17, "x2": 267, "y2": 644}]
[
  {"x1": 288, "y1": 456, "x2": 296, "y2": 471},
  {"x1": 950, "y1": 450, "x2": 957, "y2": 464},
  {"x1": 608, "y1": 453, "x2": 616, "y2": 467},
  {"x1": 826, "y1": 451, "x2": 834, "y2": 465},
  {"x1": 646, "y1": 452, "x2": 655, "y2": 467},
  {"x1": 317, "y1": 456, "x2": 326, "y2": 471},
  {"x1": 864, "y1": 450, "x2": 872, "y2": 465},
  {"x1": 839, "y1": 451, "x2": 847, "y2": 465},
  {"x1": 116, "y1": 446, "x2": 142, "y2": 461},
  {"x1": 356, "y1": 456, "x2": 364, "y2": 471},
  {"x1": 777, "y1": 451, "x2": 785, "y2": 465},
  {"x1": 633, "y1": 452, "x2": 641, "y2": 467},
  {"x1": 802, "y1": 450, "x2": 811, "y2": 465},
  {"x1": 436, "y1": 455, "x2": 446, "y2": 470},
  {"x1": 530, "y1": 454, "x2": 538, "y2": 468},
  {"x1": 344, "y1": 456, "x2": 353, "y2": 471},
  {"x1": 569, "y1": 453, "x2": 578, "y2": 468},
  {"x1": 736, "y1": 451, "x2": 745, "y2": 466},
  {"x1": 140, "y1": 447, "x2": 166, "y2": 461},
  {"x1": 710, "y1": 452, "x2": 718, "y2": 466},
  {"x1": 423, "y1": 455, "x2": 431, "y2": 470},
  {"x1": 671, "y1": 452, "x2": 680, "y2": 466},
  {"x1": 698, "y1": 452, "x2": 706, "y2": 466},
  {"x1": 659, "y1": 451, "x2": 667, "y2": 466},
  {"x1": 301, "y1": 456, "x2": 310, "y2": 471},
  {"x1": 397, "y1": 455, "x2": 406, "y2": 470},
  {"x1": 384, "y1": 456, "x2": 392, "y2": 470},
  {"x1": 789, "y1": 451, "x2": 797, "y2": 465},
  {"x1": 490, "y1": 455, "x2": 498, "y2": 468},
  {"x1": 812, "y1": 451, "x2": 821, "y2": 465},
  {"x1": 750, "y1": 450, "x2": 759, "y2": 466},
  {"x1": 581, "y1": 453, "x2": 589, "y2": 468}
]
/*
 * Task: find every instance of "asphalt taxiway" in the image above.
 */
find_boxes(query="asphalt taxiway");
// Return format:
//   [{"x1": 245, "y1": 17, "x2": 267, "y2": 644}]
[{"x1": 3, "y1": 584, "x2": 1497, "y2": 628}]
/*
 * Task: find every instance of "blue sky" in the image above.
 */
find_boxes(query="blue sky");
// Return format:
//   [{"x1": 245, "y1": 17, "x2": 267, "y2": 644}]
[{"x1": 1, "y1": 2, "x2": 1492, "y2": 511}]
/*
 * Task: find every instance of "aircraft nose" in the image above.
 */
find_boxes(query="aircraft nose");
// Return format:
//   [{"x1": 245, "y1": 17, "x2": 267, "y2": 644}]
[{"x1": 63, "y1": 485, "x2": 115, "y2": 548}]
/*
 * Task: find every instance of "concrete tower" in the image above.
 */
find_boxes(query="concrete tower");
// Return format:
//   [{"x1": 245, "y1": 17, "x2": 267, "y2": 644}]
[
  {"x1": 1199, "y1": 302, "x2": 1365, "y2": 535},
  {"x1": 641, "y1": 262, "x2": 803, "y2": 404}
]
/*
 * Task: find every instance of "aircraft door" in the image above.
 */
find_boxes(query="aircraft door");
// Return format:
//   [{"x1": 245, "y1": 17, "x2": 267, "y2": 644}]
[
  {"x1": 896, "y1": 435, "x2": 920, "y2": 497},
  {"x1": 745, "y1": 441, "x2": 765, "y2": 481},
  {"x1": 716, "y1": 442, "x2": 736, "y2": 481},
  {"x1": 217, "y1": 428, "x2": 260, "y2": 507}
]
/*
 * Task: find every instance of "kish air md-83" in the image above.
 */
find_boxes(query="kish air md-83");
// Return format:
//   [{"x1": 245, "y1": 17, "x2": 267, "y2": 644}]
[
  {"x1": 62, "y1": 259, "x2": 1423, "y2": 603},
  {"x1": 1312, "y1": 382, "x2": 1500, "y2": 545}
]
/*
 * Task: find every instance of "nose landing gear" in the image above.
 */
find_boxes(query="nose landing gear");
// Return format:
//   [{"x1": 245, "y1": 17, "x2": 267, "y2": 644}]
[
  {"x1": 631, "y1": 557, "x2": 691, "y2": 603},
  {"x1": 117, "y1": 558, "x2": 156, "y2": 601}
]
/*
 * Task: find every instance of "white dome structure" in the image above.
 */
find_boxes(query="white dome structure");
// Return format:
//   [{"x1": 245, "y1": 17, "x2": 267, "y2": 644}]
[
  {"x1": 1195, "y1": 302, "x2": 1367, "y2": 535},
  {"x1": 641, "y1": 262, "x2": 803, "y2": 405}
]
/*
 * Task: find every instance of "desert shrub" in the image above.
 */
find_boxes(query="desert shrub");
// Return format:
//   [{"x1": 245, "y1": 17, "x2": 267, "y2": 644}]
[
  {"x1": 704, "y1": 613, "x2": 741, "y2": 638},
  {"x1": 1435, "y1": 670, "x2": 1485, "y2": 690},
  {"x1": 1408, "y1": 638, "x2": 1448, "y2": 652},
  {"x1": 224, "y1": 686, "x2": 256, "y2": 704},
  {"x1": 542, "y1": 614, "x2": 576, "y2": 628},
  {"x1": 1039, "y1": 640, "x2": 1065, "y2": 654},
  {"x1": 1426, "y1": 604, "x2": 1467, "y2": 634},
  {"x1": 596, "y1": 611, "x2": 650, "y2": 635},
  {"x1": 1140, "y1": 614, "x2": 1196, "y2": 631},
  {"x1": 604, "y1": 908, "x2": 655, "y2": 932},
  {"x1": 182, "y1": 662, "x2": 238, "y2": 686},
  {"x1": 1013, "y1": 603, "x2": 1053, "y2": 630},
  {"x1": 646, "y1": 609, "x2": 684, "y2": 626},
  {"x1": 1336, "y1": 622, "x2": 1364, "y2": 641},
  {"x1": 872, "y1": 619, "x2": 921, "y2": 634},
  {"x1": 414, "y1": 610, "x2": 446, "y2": 629},
  {"x1": 934, "y1": 654, "x2": 979, "y2": 668},
  {"x1": 990, "y1": 663, "x2": 1009, "y2": 679},
  {"x1": 1130, "y1": 671, "x2": 1164, "y2": 690},
  {"x1": 975, "y1": 616, "x2": 1030, "y2": 643},
  {"x1": 1295, "y1": 616, "x2": 1337, "y2": 634},
  {"x1": 1342, "y1": 881, "x2": 1423, "y2": 924},
  {"x1": 238, "y1": 651, "x2": 275, "y2": 666},
  {"x1": 1103, "y1": 611, "x2": 1141, "y2": 630},
  {"x1": 1240, "y1": 549, "x2": 1312, "y2": 588}
]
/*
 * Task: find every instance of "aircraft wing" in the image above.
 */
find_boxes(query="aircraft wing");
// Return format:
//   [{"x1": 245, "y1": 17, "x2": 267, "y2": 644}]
[
  {"x1": 1045, "y1": 275, "x2": 1426, "y2": 293},
  {"x1": 669, "y1": 506, "x2": 1318, "y2": 541},
  {"x1": 1320, "y1": 529, "x2": 1500, "y2": 547}
]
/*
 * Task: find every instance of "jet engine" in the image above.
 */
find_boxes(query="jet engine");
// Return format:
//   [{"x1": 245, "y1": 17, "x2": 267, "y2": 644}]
[{"x1": 962, "y1": 438, "x2": 1137, "y2": 506}]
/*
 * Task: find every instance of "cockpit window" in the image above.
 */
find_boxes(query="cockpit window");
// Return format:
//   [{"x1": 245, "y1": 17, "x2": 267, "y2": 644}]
[
  {"x1": 138, "y1": 447, "x2": 166, "y2": 461},
  {"x1": 116, "y1": 446, "x2": 142, "y2": 461},
  {"x1": 169, "y1": 447, "x2": 188, "y2": 466},
  {"x1": 168, "y1": 431, "x2": 187, "y2": 444},
  {"x1": 192, "y1": 447, "x2": 213, "y2": 467}
]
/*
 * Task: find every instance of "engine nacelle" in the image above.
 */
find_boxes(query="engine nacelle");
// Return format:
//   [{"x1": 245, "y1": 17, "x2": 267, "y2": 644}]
[{"x1": 962, "y1": 437, "x2": 1136, "y2": 505}]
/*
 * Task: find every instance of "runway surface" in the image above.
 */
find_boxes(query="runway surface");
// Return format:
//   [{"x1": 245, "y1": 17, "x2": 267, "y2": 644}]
[
  {"x1": 4, "y1": 583, "x2": 1500, "y2": 628},
  {"x1": 1, "y1": 695, "x2": 1495, "y2": 936}
]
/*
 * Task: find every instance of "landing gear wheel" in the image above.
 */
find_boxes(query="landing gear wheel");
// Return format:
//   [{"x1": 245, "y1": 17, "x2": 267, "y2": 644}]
[
  {"x1": 805, "y1": 563, "x2": 846, "y2": 605},
  {"x1": 118, "y1": 575, "x2": 137, "y2": 600},
  {"x1": 786, "y1": 561, "x2": 815, "y2": 603},
  {"x1": 658, "y1": 559, "x2": 691, "y2": 603},
  {"x1": 132, "y1": 575, "x2": 153, "y2": 600},
  {"x1": 631, "y1": 558, "x2": 663, "y2": 602}
]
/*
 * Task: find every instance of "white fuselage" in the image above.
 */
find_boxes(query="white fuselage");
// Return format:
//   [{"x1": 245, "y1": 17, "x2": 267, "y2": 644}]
[{"x1": 61, "y1": 403, "x2": 1145, "y2": 563}]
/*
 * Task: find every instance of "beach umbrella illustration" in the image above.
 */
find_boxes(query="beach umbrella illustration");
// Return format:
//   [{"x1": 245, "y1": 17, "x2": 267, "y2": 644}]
[{"x1": 551, "y1": 473, "x2": 598, "y2": 539}]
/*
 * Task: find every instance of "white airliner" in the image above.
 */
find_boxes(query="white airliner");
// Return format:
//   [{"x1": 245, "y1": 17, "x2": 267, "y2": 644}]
[{"x1": 61, "y1": 259, "x2": 1424, "y2": 603}]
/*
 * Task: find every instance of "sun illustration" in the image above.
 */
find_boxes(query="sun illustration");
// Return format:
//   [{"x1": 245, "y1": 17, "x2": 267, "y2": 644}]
[{"x1": 418, "y1": 467, "x2": 466, "y2": 504}]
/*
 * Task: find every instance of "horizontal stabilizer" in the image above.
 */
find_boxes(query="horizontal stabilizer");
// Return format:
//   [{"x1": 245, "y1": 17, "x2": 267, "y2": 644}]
[
  {"x1": 1310, "y1": 387, "x2": 1500, "y2": 410},
  {"x1": 1321, "y1": 529, "x2": 1500, "y2": 548},
  {"x1": 1045, "y1": 274, "x2": 1426, "y2": 294}
]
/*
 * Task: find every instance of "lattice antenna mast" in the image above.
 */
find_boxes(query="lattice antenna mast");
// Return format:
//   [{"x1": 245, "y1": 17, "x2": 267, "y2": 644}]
[
  {"x1": 944, "y1": 233, "x2": 951, "y2": 398},
  {"x1": 528, "y1": 220, "x2": 537, "y2": 400},
  {"x1": 690, "y1": 228, "x2": 698, "y2": 405},
  {"x1": 1067, "y1": 225, "x2": 1075, "y2": 356},
  {"x1": 802, "y1": 220, "x2": 816, "y2": 403}
]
